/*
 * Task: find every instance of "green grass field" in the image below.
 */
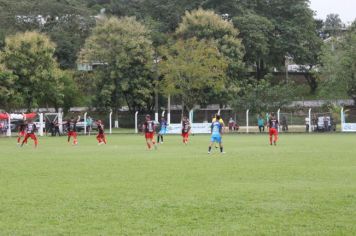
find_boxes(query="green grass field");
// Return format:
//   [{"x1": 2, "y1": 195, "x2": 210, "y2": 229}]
[{"x1": 0, "y1": 134, "x2": 355, "y2": 235}]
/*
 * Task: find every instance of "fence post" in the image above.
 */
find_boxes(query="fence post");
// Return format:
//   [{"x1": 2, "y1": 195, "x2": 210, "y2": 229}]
[
  {"x1": 167, "y1": 94, "x2": 171, "y2": 124},
  {"x1": 155, "y1": 111, "x2": 159, "y2": 123},
  {"x1": 218, "y1": 109, "x2": 221, "y2": 115},
  {"x1": 277, "y1": 109, "x2": 281, "y2": 132},
  {"x1": 189, "y1": 109, "x2": 194, "y2": 123},
  {"x1": 162, "y1": 110, "x2": 165, "y2": 118},
  {"x1": 340, "y1": 107, "x2": 344, "y2": 132},
  {"x1": 58, "y1": 112, "x2": 63, "y2": 134},
  {"x1": 6, "y1": 113, "x2": 11, "y2": 137},
  {"x1": 109, "y1": 110, "x2": 113, "y2": 134},
  {"x1": 308, "y1": 108, "x2": 312, "y2": 133},
  {"x1": 39, "y1": 113, "x2": 44, "y2": 136},
  {"x1": 246, "y1": 109, "x2": 249, "y2": 133},
  {"x1": 84, "y1": 112, "x2": 87, "y2": 135},
  {"x1": 135, "y1": 111, "x2": 139, "y2": 134}
]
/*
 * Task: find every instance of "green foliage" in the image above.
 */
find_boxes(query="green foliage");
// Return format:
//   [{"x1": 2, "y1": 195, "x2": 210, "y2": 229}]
[
  {"x1": 42, "y1": 15, "x2": 96, "y2": 69},
  {"x1": 319, "y1": 22, "x2": 356, "y2": 102},
  {"x1": 0, "y1": 32, "x2": 67, "y2": 110},
  {"x1": 230, "y1": 75, "x2": 297, "y2": 113},
  {"x1": 0, "y1": 71, "x2": 23, "y2": 110},
  {"x1": 233, "y1": 12, "x2": 274, "y2": 79},
  {"x1": 176, "y1": 8, "x2": 244, "y2": 78},
  {"x1": 79, "y1": 16, "x2": 154, "y2": 115},
  {"x1": 324, "y1": 14, "x2": 343, "y2": 36},
  {"x1": 159, "y1": 38, "x2": 228, "y2": 111}
]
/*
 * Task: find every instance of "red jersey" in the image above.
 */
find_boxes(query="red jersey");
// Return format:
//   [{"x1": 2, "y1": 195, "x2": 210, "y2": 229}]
[
  {"x1": 144, "y1": 120, "x2": 155, "y2": 133},
  {"x1": 97, "y1": 124, "x2": 104, "y2": 134},
  {"x1": 67, "y1": 121, "x2": 77, "y2": 132},
  {"x1": 269, "y1": 118, "x2": 279, "y2": 129},
  {"x1": 182, "y1": 120, "x2": 190, "y2": 133},
  {"x1": 26, "y1": 123, "x2": 37, "y2": 134}
]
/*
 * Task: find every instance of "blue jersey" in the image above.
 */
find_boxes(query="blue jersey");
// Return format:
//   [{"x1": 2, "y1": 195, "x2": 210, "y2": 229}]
[
  {"x1": 159, "y1": 120, "x2": 168, "y2": 134},
  {"x1": 211, "y1": 121, "x2": 222, "y2": 136},
  {"x1": 211, "y1": 121, "x2": 222, "y2": 143}
]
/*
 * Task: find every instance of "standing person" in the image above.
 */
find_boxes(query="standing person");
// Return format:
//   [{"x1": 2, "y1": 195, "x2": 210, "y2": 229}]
[
  {"x1": 96, "y1": 120, "x2": 107, "y2": 145},
  {"x1": 21, "y1": 120, "x2": 38, "y2": 148},
  {"x1": 66, "y1": 116, "x2": 80, "y2": 145},
  {"x1": 86, "y1": 116, "x2": 93, "y2": 135},
  {"x1": 281, "y1": 116, "x2": 288, "y2": 132},
  {"x1": 142, "y1": 115, "x2": 157, "y2": 150},
  {"x1": 53, "y1": 120, "x2": 61, "y2": 136},
  {"x1": 268, "y1": 112, "x2": 279, "y2": 146},
  {"x1": 257, "y1": 114, "x2": 265, "y2": 133},
  {"x1": 181, "y1": 116, "x2": 191, "y2": 144},
  {"x1": 228, "y1": 117, "x2": 235, "y2": 132},
  {"x1": 17, "y1": 122, "x2": 27, "y2": 145},
  {"x1": 208, "y1": 115, "x2": 225, "y2": 154},
  {"x1": 305, "y1": 116, "x2": 310, "y2": 132},
  {"x1": 157, "y1": 117, "x2": 167, "y2": 144}
]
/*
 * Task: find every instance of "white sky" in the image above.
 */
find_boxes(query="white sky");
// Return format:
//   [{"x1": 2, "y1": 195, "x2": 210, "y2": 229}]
[{"x1": 309, "y1": 0, "x2": 356, "y2": 23}]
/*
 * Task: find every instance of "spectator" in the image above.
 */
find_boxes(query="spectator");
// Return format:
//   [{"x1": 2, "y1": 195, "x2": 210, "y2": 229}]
[
  {"x1": 228, "y1": 117, "x2": 235, "y2": 131},
  {"x1": 324, "y1": 115, "x2": 329, "y2": 132},
  {"x1": 257, "y1": 114, "x2": 265, "y2": 132},
  {"x1": 53, "y1": 120, "x2": 61, "y2": 136},
  {"x1": 86, "y1": 116, "x2": 93, "y2": 135},
  {"x1": 305, "y1": 117, "x2": 310, "y2": 132},
  {"x1": 281, "y1": 116, "x2": 288, "y2": 132}
]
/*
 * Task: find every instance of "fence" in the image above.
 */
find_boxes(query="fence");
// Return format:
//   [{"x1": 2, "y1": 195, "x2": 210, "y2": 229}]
[{"x1": 1, "y1": 106, "x2": 354, "y2": 137}]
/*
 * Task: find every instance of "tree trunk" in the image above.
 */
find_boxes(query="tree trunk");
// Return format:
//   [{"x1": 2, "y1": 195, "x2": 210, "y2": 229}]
[{"x1": 304, "y1": 73, "x2": 318, "y2": 94}]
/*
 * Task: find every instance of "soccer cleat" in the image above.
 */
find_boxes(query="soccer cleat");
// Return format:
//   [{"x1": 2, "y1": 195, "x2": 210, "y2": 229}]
[
  {"x1": 208, "y1": 151, "x2": 211, "y2": 154},
  {"x1": 221, "y1": 152, "x2": 226, "y2": 154}
]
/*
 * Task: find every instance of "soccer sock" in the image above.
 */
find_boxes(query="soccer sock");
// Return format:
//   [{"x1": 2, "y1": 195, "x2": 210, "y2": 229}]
[
  {"x1": 269, "y1": 136, "x2": 272, "y2": 144},
  {"x1": 157, "y1": 136, "x2": 160, "y2": 143},
  {"x1": 34, "y1": 140, "x2": 38, "y2": 147},
  {"x1": 17, "y1": 137, "x2": 21, "y2": 143},
  {"x1": 220, "y1": 147, "x2": 223, "y2": 153},
  {"x1": 161, "y1": 136, "x2": 163, "y2": 142},
  {"x1": 208, "y1": 146, "x2": 212, "y2": 152}
]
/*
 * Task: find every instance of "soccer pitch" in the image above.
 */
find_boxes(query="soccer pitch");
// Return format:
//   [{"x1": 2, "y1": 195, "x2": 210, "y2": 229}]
[{"x1": 0, "y1": 134, "x2": 355, "y2": 235}]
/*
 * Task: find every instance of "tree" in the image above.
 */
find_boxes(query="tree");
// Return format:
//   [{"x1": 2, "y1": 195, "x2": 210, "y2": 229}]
[
  {"x1": 79, "y1": 16, "x2": 154, "y2": 120},
  {"x1": 230, "y1": 75, "x2": 297, "y2": 113},
  {"x1": 159, "y1": 38, "x2": 228, "y2": 112},
  {"x1": 0, "y1": 32, "x2": 65, "y2": 110},
  {"x1": 233, "y1": 12, "x2": 274, "y2": 80},
  {"x1": 0, "y1": 71, "x2": 23, "y2": 110},
  {"x1": 176, "y1": 8, "x2": 244, "y2": 79},
  {"x1": 324, "y1": 14, "x2": 343, "y2": 36},
  {"x1": 42, "y1": 15, "x2": 96, "y2": 69},
  {"x1": 319, "y1": 21, "x2": 356, "y2": 102}
]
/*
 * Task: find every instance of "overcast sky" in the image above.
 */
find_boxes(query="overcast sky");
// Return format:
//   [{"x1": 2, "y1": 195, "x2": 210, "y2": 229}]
[{"x1": 310, "y1": 0, "x2": 356, "y2": 23}]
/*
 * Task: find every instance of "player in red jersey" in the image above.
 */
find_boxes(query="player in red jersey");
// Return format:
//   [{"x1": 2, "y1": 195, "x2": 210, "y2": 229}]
[
  {"x1": 268, "y1": 112, "x2": 279, "y2": 146},
  {"x1": 181, "y1": 116, "x2": 191, "y2": 144},
  {"x1": 142, "y1": 114, "x2": 157, "y2": 150},
  {"x1": 17, "y1": 122, "x2": 27, "y2": 145},
  {"x1": 21, "y1": 120, "x2": 38, "y2": 148},
  {"x1": 66, "y1": 116, "x2": 80, "y2": 145},
  {"x1": 96, "y1": 120, "x2": 107, "y2": 145}
]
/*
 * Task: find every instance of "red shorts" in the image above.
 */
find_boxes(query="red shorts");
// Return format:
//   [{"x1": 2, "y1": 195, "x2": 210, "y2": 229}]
[
  {"x1": 97, "y1": 133, "x2": 105, "y2": 139},
  {"x1": 68, "y1": 131, "x2": 77, "y2": 138},
  {"x1": 269, "y1": 128, "x2": 278, "y2": 136},
  {"x1": 145, "y1": 132, "x2": 154, "y2": 139},
  {"x1": 182, "y1": 132, "x2": 189, "y2": 138},
  {"x1": 19, "y1": 131, "x2": 26, "y2": 137},
  {"x1": 24, "y1": 133, "x2": 37, "y2": 140}
]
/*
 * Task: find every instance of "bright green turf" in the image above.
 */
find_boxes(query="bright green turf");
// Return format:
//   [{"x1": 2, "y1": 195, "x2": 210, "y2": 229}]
[{"x1": 0, "y1": 134, "x2": 355, "y2": 235}]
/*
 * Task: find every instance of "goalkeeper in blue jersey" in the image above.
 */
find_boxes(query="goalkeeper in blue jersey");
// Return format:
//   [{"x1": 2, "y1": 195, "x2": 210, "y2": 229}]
[{"x1": 208, "y1": 114, "x2": 225, "y2": 154}]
